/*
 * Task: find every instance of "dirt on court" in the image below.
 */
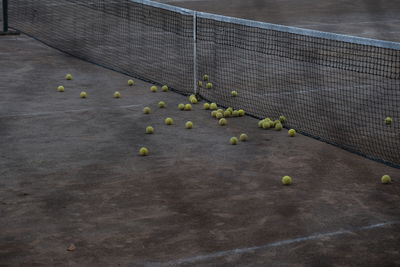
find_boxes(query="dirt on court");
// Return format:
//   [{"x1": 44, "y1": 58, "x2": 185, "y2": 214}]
[{"x1": 0, "y1": 34, "x2": 399, "y2": 266}]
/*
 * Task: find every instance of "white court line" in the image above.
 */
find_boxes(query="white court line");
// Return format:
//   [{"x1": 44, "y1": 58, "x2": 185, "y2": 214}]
[
  {"x1": 163, "y1": 221, "x2": 400, "y2": 266},
  {"x1": 0, "y1": 104, "x2": 141, "y2": 119}
]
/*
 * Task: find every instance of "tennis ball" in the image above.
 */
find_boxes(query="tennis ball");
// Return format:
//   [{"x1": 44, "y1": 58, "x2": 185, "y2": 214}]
[
  {"x1": 57, "y1": 86, "x2": 64, "y2": 92},
  {"x1": 275, "y1": 122, "x2": 283, "y2": 130},
  {"x1": 384, "y1": 117, "x2": 392, "y2": 125},
  {"x1": 158, "y1": 101, "x2": 166, "y2": 108},
  {"x1": 128, "y1": 79, "x2": 134, "y2": 86},
  {"x1": 150, "y1": 85, "x2": 158, "y2": 92},
  {"x1": 279, "y1": 115, "x2": 286, "y2": 123},
  {"x1": 211, "y1": 110, "x2": 218, "y2": 117},
  {"x1": 232, "y1": 110, "x2": 239, "y2": 117},
  {"x1": 165, "y1": 117, "x2": 173, "y2": 125},
  {"x1": 381, "y1": 175, "x2": 391, "y2": 184},
  {"x1": 184, "y1": 104, "x2": 192, "y2": 111},
  {"x1": 185, "y1": 121, "x2": 193, "y2": 129},
  {"x1": 203, "y1": 103, "x2": 210, "y2": 110},
  {"x1": 224, "y1": 110, "x2": 231, "y2": 117},
  {"x1": 206, "y1": 83, "x2": 213, "y2": 89},
  {"x1": 198, "y1": 81, "x2": 203, "y2": 87},
  {"x1": 230, "y1": 137, "x2": 238, "y2": 145},
  {"x1": 113, "y1": 91, "x2": 121, "y2": 98},
  {"x1": 282, "y1": 176, "x2": 292, "y2": 185},
  {"x1": 258, "y1": 120, "x2": 264, "y2": 128},
  {"x1": 210, "y1": 103, "x2": 218, "y2": 110},
  {"x1": 139, "y1": 147, "x2": 149, "y2": 156},
  {"x1": 239, "y1": 133, "x2": 248, "y2": 141},
  {"x1": 190, "y1": 97, "x2": 198, "y2": 104},
  {"x1": 203, "y1": 74, "x2": 209, "y2": 81},
  {"x1": 216, "y1": 112, "x2": 224, "y2": 119},
  {"x1": 262, "y1": 121, "x2": 271, "y2": 129},
  {"x1": 226, "y1": 107, "x2": 233, "y2": 113},
  {"x1": 238, "y1": 109, "x2": 245, "y2": 116},
  {"x1": 288, "y1": 129, "x2": 296, "y2": 137},
  {"x1": 80, "y1": 91, "x2": 87, "y2": 98},
  {"x1": 217, "y1": 109, "x2": 224, "y2": 114},
  {"x1": 178, "y1": 103, "x2": 185, "y2": 110},
  {"x1": 146, "y1": 126, "x2": 154, "y2": 134},
  {"x1": 231, "y1": 91, "x2": 238, "y2": 97},
  {"x1": 274, "y1": 120, "x2": 280, "y2": 126},
  {"x1": 161, "y1": 85, "x2": 168, "y2": 92},
  {"x1": 143, "y1": 107, "x2": 151, "y2": 114},
  {"x1": 65, "y1": 74, "x2": 73, "y2": 80},
  {"x1": 219, "y1": 118, "x2": 227, "y2": 126}
]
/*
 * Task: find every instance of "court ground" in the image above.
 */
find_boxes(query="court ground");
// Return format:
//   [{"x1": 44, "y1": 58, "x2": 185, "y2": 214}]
[{"x1": 0, "y1": 33, "x2": 399, "y2": 266}]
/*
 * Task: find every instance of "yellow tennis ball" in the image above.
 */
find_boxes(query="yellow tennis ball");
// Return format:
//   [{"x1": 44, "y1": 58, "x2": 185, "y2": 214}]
[
  {"x1": 384, "y1": 117, "x2": 392, "y2": 125},
  {"x1": 178, "y1": 103, "x2": 185, "y2": 110},
  {"x1": 232, "y1": 110, "x2": 239, "y2": 117},
  {"x1": 203, "y1": 103, "x2": 210, "y2": 110},
  {"x1": 275, "y1": 122, "x2": 283, "y2": 131},
  {"x1": 231, "y1": 91, "x2": 238, "y2": 97},
  {"x1": 190, "y1": 97, "x2": 198, "y2": 104},
  {"x1": 258, "y1": 120, "x2": 264, "y2": 128},
  {"x1": 381, "y1": 175, "x2": 391, "y2": 184},
  {"x1": 128, "y1": 79, "x2": 134, "y2": 86},
  {"x1": 146, "y1": 126, "x2": 154, "y2": 134},
  {"x1": 238, "y1": 109, "x2": 245, "y2": 116},
  {"x1": 198, "y1": 81, "x2": 203, "y2": 87},
  {"x1": 219, "y1": 118, "x2": 227, "y2": 126},
  {"x1": 113, "y1": 91, "x2": 121, "y2": 98},
  {"x1": 57, "y1": 85, "x2": 64, "y2": 92},
  {"x1": 239, "y1": 133, "x2": 248, "y2": 141},
  {"x1": 262, "y1": 121, "x2": 271, "y2": 129},
  {"x1": 206, "y1": 83, "x2": 213, "y2": 89},
  {"x1": 288, "y1": 129, "x2": 296, "y2": 137},
  {"x1": 211, "y1": 110, "x2": 218, "y2": 117},
  {"x1": 65, "y1": 74, "x2": 72, "y2": 80},
  {"x1": 282, "y1": 176, "x2": 292, "y2": 185},
  {"x1": 184, "y1": 104, "x2": 192, "y2": 111},
  {"x1": 150, "y1": 85, "x2": 158, "y2": 92},
  {"x1": 279, "y1": 115, "x2": 286, "y2": 123},
  {"x1": 203, "y1": 74, "x2": 209, "y2": 81},
  {"x1": 230, "y1": 137, "x2": 238, "y2": 145},
  {"x1": 143, "y1": 107, "x2": 151, "y2": 114},
  {"x1": 139, "y1": 147, "x2": 149, "y2": 156},
  {"x1": 216, "y1": 112, "x2": 223, "y2": 119},
  {"x1": 217, "y1": 109, "x2": 224, "y2": 114},
  {"x1": 226, "y1": 107, "x2": 233, "y2": 113},
  {"x1": 161, "y1": 85, "x2": 168, "y2": 92},
  {"x1": 158, "y1": 101, "x2": 166, "y2": 108},
  {"x1": 80, "y1": 91, "x2": 87, "y2": 98},
  {"x1": 185, "y1": 121, "x2": 193, "y2": 129},
  {"x1": 165, "y1": 117, "x2": 173, "y2": 125},
  {"x1": 210, "y1": 103, "x2": 218, "y2": 110},
  {"x1": 223, "y1": 110, "x2": 231, "y2": 117}
]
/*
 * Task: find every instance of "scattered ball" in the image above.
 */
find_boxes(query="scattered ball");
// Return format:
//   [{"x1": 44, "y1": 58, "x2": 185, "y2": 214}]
[
  {"x1": 239, "y1": 133, "x2": 248, "y2": 141},
  {"x1": 288, "y1": 129, "x2": 296, "y2": 137},
  {"x1": 198, "y1": 81, "x2": 203, "y2": 87},
  {"x1": 178, "y1": 103, "x2": 185, "y2": 110},
  {"x1": 161, "y1": 85, "x2": 168, "y2": 92},
  {"x1": 190, "y1": 97, "x2": 198, "y2": 104},
  {"x1": 238, "y1": 109, "x2": 245, "y2": 116},
  {"x1": 128, "y1": 79, "x2": 134, "y2": 86},
  {"x1": 216, "y1": 112, "x2": 224, "y2": 119},
  {"x1": 258, "y1": 120, "x2": 264, "y2": 128},
  {"x1": 143, "y1": 107, "x2": 151, "y2": 114},
  {"x1": 279, "y1": 115, "x2": 286, "y2": 123},
  {"x1": 164, "y1": 117, "x2": 173, "y2": 125},
  {"x1": 232, "y1": 110, "x2": 239, "y2": 117},
  {"x1": 262, "y1": 121, "x2": 271, "y2": 129},
  {"x1": 226, "y1": 107, "x2": 233, "y2": 113},
  {"x1": 223, "y1": 110, "x2": 231, "y2": 117},
  {"x1": 146, "y1": 126, "x2": 154, "y2": 134},
  {"x1": 185, "y1": 121, "x2": 193, "y2": 129},
  {"x1": 65, "y1": 74, "x2": 73, "y2": 80},
  {"x1": 384, "y1": 117, "x2": 392, "y2": 125},
  {"x1": 219, "y1": 118, "x2": 227, "y2": 126},
  {"x1": 217, "y1": 109, "x2": 224, "y2": 114},
  {"x1": 57, "y1": 86, "x2": 65, "y2": 92},
  {"x1": 80, "y1": 91, "x2": 87, "y2": 98},
  {"x1": 150, "y1": 85, "x2": 158, "y2": 92},
  {"x1": 113, "y1": 91, "x2": 121, "y2": 98},
  {"x1": 184, "y1": 104, "x2": 192, "y2": 111},
  {"x1": 381, "y1": 175, "x2": 391, "y2": 184},
  {"x1": 231, "y1": 91, "x2": 238, "y2": 97},
  {"x1": 230, "y1": 137, "x2": 238, "y2": 145},
  {"x1": 211, "y1": 110, "x2": 218, "y2": 117},
  {"x1": 275, "y1": 122, "x2": 283, "y2": 131},
  {"x1": 139, "y1": 147, "x2": 149, "y2": 156},
  {"x1": 210, "y1": 103, "x2": 218, "y2": 110},
  {"x1": 158, "y1": 101, "x2": 166, "y2": 108},
  {"x1": 206, "y1": 83, "x2": 213, "y2": 89},
  {"x1": 203, "y1": 74, "x2": 209, "y2": 81},
  {"x1": 203, "y1": 103, "x2": 210, "y2": 110},
  {"x1": 282, "y1": 176, "x2": 292, "y2": 185}
]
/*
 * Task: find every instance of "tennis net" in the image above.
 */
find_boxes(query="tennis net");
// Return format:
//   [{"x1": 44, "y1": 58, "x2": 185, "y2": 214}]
[{"x1": 7, "y1": 0, "x2": 400, "y2": 167}]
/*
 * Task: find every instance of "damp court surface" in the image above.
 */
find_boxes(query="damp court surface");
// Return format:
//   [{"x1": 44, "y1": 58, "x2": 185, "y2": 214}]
[{"x1": 1, "y1": 2, "x2": 400, "y2": 267}]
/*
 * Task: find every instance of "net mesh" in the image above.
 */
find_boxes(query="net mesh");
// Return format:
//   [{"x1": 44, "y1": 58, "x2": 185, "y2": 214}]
[{"x1": 7, "y1": 0, "x2": 400, "y2": 167}]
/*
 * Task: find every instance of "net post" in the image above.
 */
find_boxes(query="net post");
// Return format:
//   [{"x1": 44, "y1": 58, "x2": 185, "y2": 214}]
[
  {"x1": 193, "y1": 11, "x2": 198, "y2": 96},
  {"x1": 1, "y1": 0, "x2": 19, "y2": 35}
]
